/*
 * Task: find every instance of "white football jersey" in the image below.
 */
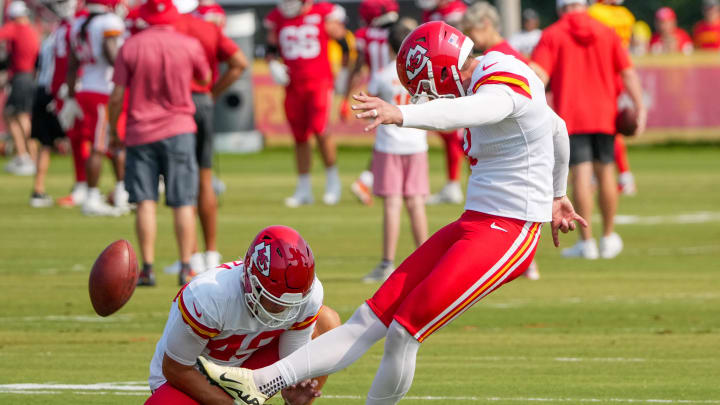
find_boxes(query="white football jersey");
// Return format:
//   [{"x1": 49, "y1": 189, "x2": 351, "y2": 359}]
[
  {"x1": 368, "y1": 62, "x2": 427, "y2": 155},
  {"x1": 148, "y1": 261, "x2": 324, "y2": 391},
  {"x1": 463, "y1": 51, "x2": 554, "y2": 222},
  {"x1": 70, "y1": 13, "x2": 125, "y2": 95}
]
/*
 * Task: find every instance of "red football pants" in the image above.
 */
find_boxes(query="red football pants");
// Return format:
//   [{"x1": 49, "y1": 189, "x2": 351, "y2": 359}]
[
  {"x1": 144, "y1": 338, "x2": 281, "y2": 405},
  {"x1": 439, "y1": 130, "x2": 463, "y2": 181},
  {"x1": 367, "y1": 211, "x2": 541, "y2": 342}
]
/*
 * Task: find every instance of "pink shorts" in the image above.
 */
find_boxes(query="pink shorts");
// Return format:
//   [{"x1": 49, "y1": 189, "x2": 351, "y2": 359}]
[
  {"x1": 371, "y1": 150, "x2": 429, "y2": 197},
  {"x1": 144, "y1": 338, "x2": 281, "y2": 405},
  {"x1": 284, "y1": 81, "x2": 333, "y2": 143},
  {"x1": 367, "y1": 211, "x2": 541, "y2": 342}
]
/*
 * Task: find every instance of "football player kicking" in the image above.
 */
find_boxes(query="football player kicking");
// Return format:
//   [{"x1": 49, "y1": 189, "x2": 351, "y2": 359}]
[
  {"x1": 195, "y1": 22, "x2": 587, "y2": 404},
  {"x1": 144, "y1": 225, "x2": 341, "y2": 405}
]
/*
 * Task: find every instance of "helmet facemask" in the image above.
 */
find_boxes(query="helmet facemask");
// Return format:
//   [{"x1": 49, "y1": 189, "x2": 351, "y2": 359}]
[
  {"x1": 278, "y1": 0, "x2": 303, "y2": 18},
  {"x1": 410, "y1": 36, "x2": 475, "y2": 104},
  {"x1": 243, "y1": 268, "x2": 312, "y2": 328}
]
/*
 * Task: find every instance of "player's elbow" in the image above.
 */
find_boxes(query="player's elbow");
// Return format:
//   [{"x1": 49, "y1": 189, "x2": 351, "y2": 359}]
[{"x1": 162, "y1": 353, "x2": 193, "y2": 385}]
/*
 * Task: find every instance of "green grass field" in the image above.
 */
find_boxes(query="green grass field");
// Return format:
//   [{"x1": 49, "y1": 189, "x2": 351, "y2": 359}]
[{"x1": 1, "y1": 144, "x2": 719, "y2": 404}]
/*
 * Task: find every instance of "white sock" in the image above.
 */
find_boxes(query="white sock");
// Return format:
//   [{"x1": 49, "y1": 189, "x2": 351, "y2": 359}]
[
  {"x1": 87, "y1": 187, "x2": 101, "y2": 203},
  {"x1": 76, "y1": 182, "x2": 88, "y2": 191},
  {"x1": 326, "y1": 166, "x2": 340, "y2": 190},
  {"x1": 253, "y1": 303, "x2": 388, "y2": 397},
  {"x1": 115, "y1": 181, "x2": 125, "y2": 191},
  {"x1": 297, "y1": 174, "x2": 311, "y2": 195},
  {"x1": 359, "y1": 170, "x2": 374, "y2": 188},
  {"x1": 366, "y1": 321, "x2": 420, "y2": 405}
]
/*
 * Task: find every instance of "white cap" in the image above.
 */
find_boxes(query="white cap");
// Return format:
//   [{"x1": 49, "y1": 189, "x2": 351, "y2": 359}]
[
  {"x1": 173, "y1": 0, "x2": 198, "y2": 14},
  {"x1": 7, "y1": 1, "x2": 29, "y2": 18},
  {"x1": 556, "y1": 0, "x2": 586, "y2": 8}
]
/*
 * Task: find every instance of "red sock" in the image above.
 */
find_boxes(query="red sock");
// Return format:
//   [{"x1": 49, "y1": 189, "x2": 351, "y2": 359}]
[
  {"x1": 70, "y1": 137, "x2": 90, "y2": 182},
  {"x1": 614, "y1": 135, "x2": 631, "y2": 174},
  {"x1": 440, "y1": 130, "x2": 463, "y2": 181}
]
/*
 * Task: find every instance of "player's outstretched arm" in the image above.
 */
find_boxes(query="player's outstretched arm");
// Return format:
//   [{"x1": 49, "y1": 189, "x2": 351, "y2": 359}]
[{"x1": 162, "y1": 354, "x2": 235, "y2": 405}]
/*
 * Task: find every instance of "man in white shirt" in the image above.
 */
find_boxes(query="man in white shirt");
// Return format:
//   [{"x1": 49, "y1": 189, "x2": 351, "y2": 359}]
[
  {"x1": 508, "y1": 8, "x2": 543, "y2": 58},
  {"x1": 194, "y1": 21, "x2": 587, "y2": 405}
]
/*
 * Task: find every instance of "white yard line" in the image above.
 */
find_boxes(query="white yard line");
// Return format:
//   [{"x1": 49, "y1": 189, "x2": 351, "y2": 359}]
[
  {"x1": 612, "y1": 211, "x2": 720, "y2": 226},
  {"x1": 0, "y1": 383, "x2": 718, "y2": 403}
]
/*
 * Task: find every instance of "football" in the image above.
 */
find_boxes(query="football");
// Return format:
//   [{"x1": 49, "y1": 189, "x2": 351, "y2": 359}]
[
  {"x1": 616, "y1": 107, "x2": 638, "y2": 136},
  {"x1": 88, "y1": 240, "x2": 139, "y2": 317}
]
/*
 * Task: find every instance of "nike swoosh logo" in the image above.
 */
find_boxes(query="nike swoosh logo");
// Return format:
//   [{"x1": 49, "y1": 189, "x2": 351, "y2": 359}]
[
  {"x1": 219, "y1": 373, "x2": 261, "y2": 405},
  {"x1": 483, "y1": 62, "x2": 498, "y2": 70},
  {"x1": 490, "y1": 222, "x2": 508, "y2": 232},
  {"x1": 193, "y1": 302, "x2": 202, "y2": 318}
]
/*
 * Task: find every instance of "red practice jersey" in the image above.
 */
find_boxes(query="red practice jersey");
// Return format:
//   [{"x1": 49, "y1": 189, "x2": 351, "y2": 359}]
[
  {"x1": 264, "y1": 2, "x2": 343, "y2": 84},
  {"x1": 355, "y1": 26, "x2": 390, "y2": 78},
  {"x1": 421, "y1": 0, "x2": 466, "y2": 25}
]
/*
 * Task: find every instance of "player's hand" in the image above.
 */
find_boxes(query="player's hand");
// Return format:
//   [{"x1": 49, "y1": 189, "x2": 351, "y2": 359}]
[
  {"x1": 58, "y1": 98, "x2": 83, "y2": 131},
  {"x1": 635, "y1": 106, "x2": 647, "y2": 136},
  {"x1": 281, "y1": 379, "x2": 321, "y2": 405},
  {"x1": 551, "y1": 195, "x2": 588, "y2": 247},
  {"x1": 351, "y1": 92, "x2": 403, "y2": 132},
  {"x1": 339, "y1": 99, "x2": 351, "y2": 122},
  {"x1": 109, "y1": 128, "x2": 124, "y2": 152},
  {"x1": 268, "y1": 59, "x2": 290, "y2": 86}
]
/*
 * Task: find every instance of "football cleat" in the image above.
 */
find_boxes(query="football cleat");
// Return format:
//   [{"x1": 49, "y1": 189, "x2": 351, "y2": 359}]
[
  {"x1": 562, "y1": 239, "x2": 599, "y2": 260},
  {"x1": 137, "y1": 269, "x2": 156, "y2": 287},
  {"x1": 30, "y1": 192, "x2": 54, "y2": 208},
  {"x1": 284, "y1": 193, "x2": 314, "y2": 208},
  {"x1": 599, "y1": 233, "x2": 623, "y2": 259},
  {"x1": 426, "y1": 182, "x2": 463, "y2": 205},
  {"x1": 523, "y1": 260, "x2": 540, "y2": 280},
  {"x1": 362, "y1": 261, "x2": 395, "y2": 283},
  {"x1": 196, "y1": 356, "x2": 268, "y2": 405},
  {"x1": 351, "y1": 178, "x2": 373, "y2": 206},
  {"x1": 178, "y1": 267, "x2": 197, "y2": 286}
]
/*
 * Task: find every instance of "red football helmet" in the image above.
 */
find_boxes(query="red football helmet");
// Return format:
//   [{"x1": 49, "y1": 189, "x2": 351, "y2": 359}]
[
  {"x1": 277, "y1": 0, "x2": 312, "y2": 18},
  {"x1": 243, "y1": 225, "x2": 315, "y2": 327},
  {"x1": 396, "y1": 21, "x2": 474, "y2": 103},
  {"x1": 359, "y1": 0, "x2": 398, "y2": 27}
]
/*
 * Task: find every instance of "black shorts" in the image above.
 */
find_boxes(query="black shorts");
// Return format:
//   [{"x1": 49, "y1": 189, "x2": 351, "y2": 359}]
[
  {"x1": 569, "y1": 133, "x2": 616, "y2": 165},
  {"x1": 31, "y1": 87, "x2": 65, "y2": 146},
  {"x1": 5, "y1": 72, "x2": 36, "y2": 115},
  {"x1": 192, "y1": 92, "x2": 214, "y2": 169},
  {"x1": 125, "y1": 133, "x2": 198, "y2": 207}
]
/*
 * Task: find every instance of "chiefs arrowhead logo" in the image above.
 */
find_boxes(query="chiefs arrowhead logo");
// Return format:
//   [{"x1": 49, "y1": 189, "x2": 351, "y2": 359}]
[
  {"x1": 405, "y1": 44, "x2": 429, "y2": 81},
  {"x1": 251, "y1": 242, "x2": 271, "y2": 277}
]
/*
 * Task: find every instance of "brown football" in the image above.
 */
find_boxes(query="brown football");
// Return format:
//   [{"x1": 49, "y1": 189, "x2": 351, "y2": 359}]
[
  {"x1": 616, "y1": 107, "x2": 638, "y2": 136},
  {"x1": 89, "y1": 240, "x2": 139, "y2": 317}
]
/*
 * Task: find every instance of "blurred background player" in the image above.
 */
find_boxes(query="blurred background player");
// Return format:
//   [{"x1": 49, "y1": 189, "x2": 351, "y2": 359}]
[
  {"x1": 145, "y1": 226, "x2": 341, "y2": 405},
  {"x1": 693, "y1": 0, "x2": 720, "y2": 50},
  {"x1": 508, "y1": 8, "x2": 542, "y2": 59},
  {"x1": 0, "y1": 1, "x2": 40, "y2": 176},
  {"x1": 418, "y1": 0, "x2": 466, "y2": 205},
  {"x1": 650, "y1": 7, "x2": 693, "y2": 55},
  {"x1": 108, "y1": 0, "x2": 210, "y2": 286},
  {"x1": 346, "y1": 0, "x2": 399, "y2": 206},
  {"x1": 460, "y1": 1, "x2": 539, "y2": 280},
  {"x1": 169, "y1": 0, "x2": 249, "y2": 272},
  {"x1": 29, "y1": 24, "x2": 65, "y2": 207},
  {"x1": 362, "y1": 18, "x2": 428, "y2": 283},
  {"x1": 193, "y1": 0, "x2": 225, "y2": 27},
  {"x1": 532, "y1": 0, "x2": 646, "y2": 260},
  {"x1": 264, "y1": 0, "x2": 346, "y2": 207},
  {"x1": 61, "y1": 0, "x2": 129, "y2": 216},
  {"x1": 588, "y1": 0, "x2": 638, "y2": 195},
  {"x1": 629, "y1": 20, "x2": 651, "y2": 56}
]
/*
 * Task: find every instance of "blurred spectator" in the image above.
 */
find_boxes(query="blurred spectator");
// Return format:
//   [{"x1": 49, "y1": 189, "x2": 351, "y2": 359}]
[
  {"x1": 650, "y1": 7, "x2": 693, "y2": 54},
  {"x1": 588, "y1": 0, "x2": 634, "y2": 47},
  {"x1": 170, "y1": 0, "x2": 249, "y2": 271},
  {"x1": 363, "y1": 19, "x2": 428, "y2": 283},
  {"x1": 0, "y1": 1, "x2": 40, "y2": 176},
  {"x1": 630, "y1": 20, "x2": 652, "y2": 56},
  {"x1": 693, "y1": 0, "x2": 720, "y2": 50},
  {"x1": 508, "y1": 8, "x2": 542, "y2": 58},
  {"x1": 531, "y1": 0, "x2": 646, "y2": 260},
  {"x1": 417, "y1": 0, "x2": 465, "y2": 27},
  {"x1": 193, "y1": 0, "x2": 226, "y2": 27},
  {"x1": 108, "y1": 0, "x2": 210, "y2": 286}
]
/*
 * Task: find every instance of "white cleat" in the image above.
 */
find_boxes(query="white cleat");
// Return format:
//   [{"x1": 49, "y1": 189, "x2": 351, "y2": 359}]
[
  {"x1": 284, "y1": 193, "x2": 314, "y2": 208},
  {"x1": 562, "y1": 239, "x2": 599, "y2": 260},
  {"x1": 82, "y1": 199, "x2": 127, "y2": 217},
  {"x1": 362, "y1": 261, "x2": 395, "y2": 283},
  {"x1": 599, "y1": 232, "x2": 623, "y2": 259},
  {"x1": 196, "y1": 356, "x2": 268, "y2": 405},
  {"x1": 5, "y1": 155, "x2": 36, "y2": 176},
  {"x1": 113, "y1": 183, "x2": 130, "y2": 210},
  {"x1": 204, "y1": 251, "x2": 222, "y2": 270},
  {"x1": 164, "y1": 252, "x2": 206, "y2": 275},
  {"x1": 30, "y1": 192, "x2": 54, "y2": 208},
  {"x1": 322, "y1": 190, "x2": 341, "y2": 205},
  {"x1": 426, "y1": 182, "x2": 463, "y2": 205},
  {"x1": 619, "y1": 172, "x2": 637, "y2": 196},
  {"x1": 523, "y1": 260, "x2": 540, "y2": 280}
]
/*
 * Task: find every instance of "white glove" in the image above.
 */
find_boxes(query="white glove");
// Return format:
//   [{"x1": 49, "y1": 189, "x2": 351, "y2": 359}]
[
  {"x1": 58, "y1": 97, "x2": 83, "y2": 131},
  {"x1": 269, "y1": 59, "x2": 290, "y2": 86}
]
